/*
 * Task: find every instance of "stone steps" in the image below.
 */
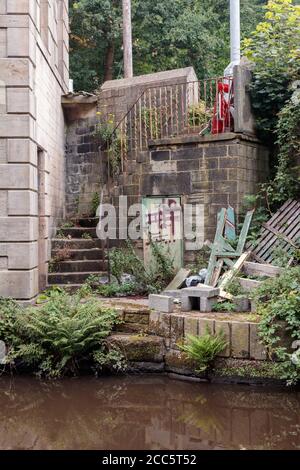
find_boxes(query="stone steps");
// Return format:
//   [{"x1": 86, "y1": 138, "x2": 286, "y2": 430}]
[
  {"x1": 52, "y1": 238, "x2": 103, "y2": 250},
  {"x1": 58, "y1": 227, "x2": 97, "y2": 238},
  {"x1": 52, "y1": 248, "x2": 104, "y2": 261},
  {"x1": 70, "y1": 217, "x2": 99, "y2": 228},
  {"x1": 48, "y1": 271, "x2": 107, "y2": 285},
  {"x1": 53, "y1": 260, "x2": 107, "y2": 273},
  {"x1": 48, "y1": 217, "x2": 108, "y2": 287}
]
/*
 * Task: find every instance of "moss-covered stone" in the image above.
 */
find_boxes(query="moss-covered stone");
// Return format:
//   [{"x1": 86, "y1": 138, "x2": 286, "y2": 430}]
[
  {"x1": 165, "y1": 349, "x2": 199, "y2": 376},
  {"x1": 107, "y1": 334, "x2": 165, "y2": 363}
]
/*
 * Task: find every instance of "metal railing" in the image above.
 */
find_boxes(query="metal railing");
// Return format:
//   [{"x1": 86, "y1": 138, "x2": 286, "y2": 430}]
[{"x1": 106, "y1": 77, "x2": 234, "y2": 167}]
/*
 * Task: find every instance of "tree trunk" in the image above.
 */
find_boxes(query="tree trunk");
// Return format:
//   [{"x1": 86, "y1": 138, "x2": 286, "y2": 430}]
[{"x1": 104, "y1": 43, "x2": 115, "y2": 82}]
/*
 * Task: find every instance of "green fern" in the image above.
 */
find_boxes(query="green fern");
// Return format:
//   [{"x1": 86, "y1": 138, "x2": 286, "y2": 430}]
[{"x1": 180, "y1": 328, "x2": 228, "y2": 373}]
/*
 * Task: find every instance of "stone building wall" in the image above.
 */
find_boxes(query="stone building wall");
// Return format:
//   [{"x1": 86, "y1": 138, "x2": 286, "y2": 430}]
[
  {"x1": 65, "y1": 116, "x2": 102, "y2": 217},
  {"x1": 0, "y1": 0, "x2": 69, "y2": 300},
  {"x1": 98, "y1": 67, "x2": 198, "y2": 127},
  {"x1": 104, "y1": 133, "x2": 269, "y2": 263}
]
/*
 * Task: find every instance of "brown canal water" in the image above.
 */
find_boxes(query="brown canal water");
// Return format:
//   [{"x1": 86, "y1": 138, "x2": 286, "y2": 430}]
[{"x1": 0, "y1": 375, "x2": 299, "y2": 450}]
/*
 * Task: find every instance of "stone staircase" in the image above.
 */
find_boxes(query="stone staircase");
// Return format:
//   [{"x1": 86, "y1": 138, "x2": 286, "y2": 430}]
[{"x1": 48, "y1": 217, "x2": 107, "y2": 288}]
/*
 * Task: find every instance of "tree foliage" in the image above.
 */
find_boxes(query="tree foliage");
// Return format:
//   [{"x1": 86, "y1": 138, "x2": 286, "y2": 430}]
[
  {"x1": 243, "y1": 0, "x2": 300, "y2": 209},
  {"x1": 70, "y1": 0, "x2": 267, "y2": 92}
]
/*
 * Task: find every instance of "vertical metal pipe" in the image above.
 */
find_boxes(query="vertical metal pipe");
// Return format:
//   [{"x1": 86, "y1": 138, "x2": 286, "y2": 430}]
[
  {"x1": 230, "y1": 0, "x2": 241, "y2": 64},
  {"x1": 122, "y1": 0, "x2": 133, "y2": 78}
]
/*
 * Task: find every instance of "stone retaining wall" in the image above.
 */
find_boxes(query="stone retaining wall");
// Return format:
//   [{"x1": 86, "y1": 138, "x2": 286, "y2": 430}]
[{"x1": 109, "y1": 304, "x2": 268, "y2": 378}]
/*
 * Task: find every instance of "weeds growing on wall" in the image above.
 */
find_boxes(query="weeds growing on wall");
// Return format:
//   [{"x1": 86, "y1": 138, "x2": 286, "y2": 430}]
[
  {"x1": 253, "y1": 267, "x2": 300, "y2": 385},
  {"x1": 0, "y1": 292, "x2": 125, "y2": 378},
  {"x1": 180, "y1": 328, "x2": 228, "y2": 373}
]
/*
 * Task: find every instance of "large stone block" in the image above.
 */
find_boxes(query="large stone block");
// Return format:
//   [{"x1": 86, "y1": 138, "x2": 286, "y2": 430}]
[
  {"x1": 149, "y1": 294, "x2": 174, "y2": 313},
  {"x1": 184, "y1": 316, "x2": 198, "y2": 337},
  {"x1": 0, "y1": 164, "x2": 37, "y2": 190},
  {"x1": 141, "y1": 172, "x2": 191, "y2": 196},
  {"x1": 215, "y1": 321, "x2": 231, "y2": 357},
  {"x1": 0, "y1": 59, "x2": 33, "y2": 87},
  {"x1": 249, "y1": 323, "x2": 267, "y2": 361},
  {"x1": 0, "y1": 115, "x2": 35, "y2": 138},
  {"x1": 231, "y1": 322, "x2": 250, "y2": 359},
  {"x1": 0, "y1": 268, "x2": 39, "y2": 299},
  {"x1": 107, "y1": 334, "x2": 165, "y2": 363},
  {"x1": 198, "y1": 319, "x2": 215, "y2": 336},
  {"x1": 0, "y1": 241, "x2": 38, "y2": 269},
  {"x1": 7, "y1": 190, "x2": 38, "y2": 216},
  {"x1": 0, "y1": 216, "x2": 38, "y2": 241},
  {"x1": 149, "y1": 311, "x2": 171, "y2": 337},
  {"x1": 7, "y1": 28, "x2": 36, "y2": 65},
  {"x1": 7, "y1": 87, "x2": 36, "y2": 117},
  {"x1": 170, "y1": 315, "x2": 184, "y2": 349}
]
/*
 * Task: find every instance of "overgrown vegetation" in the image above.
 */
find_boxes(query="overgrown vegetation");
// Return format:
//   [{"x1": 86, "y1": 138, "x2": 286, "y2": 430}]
[
  {"x1": 70, "y1": 0, "x2": 267, "y2": 92},
  {"x1": 0, "y1": 292, "x2": 126, "y2": 378},
  {"x1": 253, "y1": 267, "x2": 300, "y2": 385},
  {"x1": 180, "y1": 328, "x2": 228, "y2": 373},
  {"x1": 243, "y1": 0, "x2": 300, "y2": 212},
  {"x1": 80, "y1": 240, "x2": 175, "y2": 298}
]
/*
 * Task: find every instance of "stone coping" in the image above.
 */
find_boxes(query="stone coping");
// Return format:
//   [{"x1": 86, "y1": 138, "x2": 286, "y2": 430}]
[{"x1": 148, "y1": 132, "x2": 261, "y2": 147}]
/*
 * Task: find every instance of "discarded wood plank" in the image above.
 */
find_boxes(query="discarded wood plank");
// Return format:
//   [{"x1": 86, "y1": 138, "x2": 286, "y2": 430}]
[
  {"x1": 236, "y1": 210, "x2": 254, "y2": 255},
  {"x1": 262, "y1": 223, "x2": 299, "y2": 249},
  {"x1": 211, "y1": 259, "x2": 224, "y2": 287},
  {"x1": 225, "y1": 206, "x2": 236, "y2": 241},
  {"x1": 252, "y1": 200, "x2": 300, "y2": 263},
  {"x1": 164, "y1": 268, "x2": 191, "y2": 291},
  {"x1": 243, "y1": 261, "x2": 283, "y2": 278},
  {"x1": 219, "y1": 251, "x2": 252, "y2": 290},
  {"x1": 205, "y1": 208, "x2": 226, "y2": 285}
]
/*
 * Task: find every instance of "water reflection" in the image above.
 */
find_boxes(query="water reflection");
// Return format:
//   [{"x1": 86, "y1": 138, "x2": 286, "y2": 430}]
[{"x1": 0, "y1": 376, "x2": 299, "y2": 450}]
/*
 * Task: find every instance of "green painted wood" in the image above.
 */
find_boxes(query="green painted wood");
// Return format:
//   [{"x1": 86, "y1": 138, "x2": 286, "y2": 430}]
[
  {"x1": 236, "y1": 210, "x2": 254, "y2": 255},
  {"x1": 225, "y1": 206, "x2": 236, "y2": 241}
]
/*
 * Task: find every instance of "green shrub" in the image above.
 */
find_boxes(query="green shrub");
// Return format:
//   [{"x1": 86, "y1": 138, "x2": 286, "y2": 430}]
[
  {"x1": 0, "y1": 291, "x2": 125, "y2": 378},
  {"x1": 91, "y1": 192, "x2": 100, "y2": 217},
  {"x1": 108, "y1": 240, "x2": 175, "y2": 295},
  {"x1": 253, "y1": 267, "x2": 300, "y2": 385},
  {"x1": 212, "y1": 301, "x2": 236, "y2": 313},
  {"x1": 180, "y1": 328, "x2": 228, "y2": 373}
]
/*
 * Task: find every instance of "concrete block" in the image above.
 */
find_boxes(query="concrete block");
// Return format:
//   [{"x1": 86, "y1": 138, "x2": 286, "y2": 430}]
[
  {"x1": 163, "y1": 289, "x2": 181, "y2": 299},
  {"x1": 149, "y1": 294, "x2": 174, "y2": 313},
  {"x1": 184, "y1": 317, "x2": 198, "y2": 337},
  {"x1": 249, "y1": 323, "x2": 267, "y2": 361},
  {"x1": 0, "y1": 241, "x2": 38, "y2": 269},
  {"x1": 181, "y1": 285, "x2": 220, "y2": 298},
  {"x1": 231, "y1": 322, "x2": 250, "y2": 359},
  {"x1": 200, "y1": 297, "x2": 215, "y2": 313},
  {"x1": 215, "y1": 321, "x2": 231, "y2": 357},
  {"x1": 181, "y1": 295, "x2": 192, "y2": 312},
  {"x1": 233, "y1": 296, "x2": 250, "y2": 312},
  {"x1": 0, "y1": 268, "x2": 39, "y2": 299}
]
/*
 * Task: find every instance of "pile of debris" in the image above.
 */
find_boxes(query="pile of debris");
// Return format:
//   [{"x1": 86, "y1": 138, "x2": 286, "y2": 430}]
[{"x1": 149, "y1": 199, "x2": 300, "y2": 314}]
